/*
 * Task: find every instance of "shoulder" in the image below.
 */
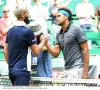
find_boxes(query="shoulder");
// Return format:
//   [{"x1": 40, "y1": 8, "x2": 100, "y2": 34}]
[
  {"x1": 70, "y1": 24, "x2": 79, "y2": 29},
  {"x1": 70, "y1": 24, "x2": 83, "y2": 32}
]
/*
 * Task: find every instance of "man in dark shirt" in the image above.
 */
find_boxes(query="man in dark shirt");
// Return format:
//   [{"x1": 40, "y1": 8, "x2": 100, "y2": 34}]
[
  {"x1": 41, "y1": 7, "x2": 89, "y2": 79},
  {"x1": 4, "y1": 5, "x2": 45, "y2": 86}
]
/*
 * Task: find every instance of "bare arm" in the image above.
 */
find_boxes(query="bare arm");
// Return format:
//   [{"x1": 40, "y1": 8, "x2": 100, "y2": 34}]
[
  {"x1": 80, "y1": 41, "x2": 89, "y2": 79},
  {"x1": 45, "y1": 42, "x2": 61, "y2": 58},
  {"x1": 40, "y1": 34, "x2": 61, "y2": 57},
  {"x1": 4, "y1": 43, "x2": 8, "y2": 64},
  {"x1": 95, "y1": 7, "x2": 99, "y2": 29},
  {"x1": 30, "y1": 39, "x2": 45, "y2": 56}
]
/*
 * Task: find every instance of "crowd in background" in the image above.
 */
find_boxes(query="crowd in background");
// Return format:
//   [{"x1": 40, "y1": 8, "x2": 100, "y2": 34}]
[{"x1": 0, "y1": 0, "x2": 99, "y2": 86}]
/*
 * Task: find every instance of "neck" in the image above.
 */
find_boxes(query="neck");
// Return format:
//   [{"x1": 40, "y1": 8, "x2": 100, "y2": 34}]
[
  {"x1": 62, "y1": 21, "x2": 70, "y2": 32},
  {"x1": 17, "y1": 18, "x2": 24, "y2": 22}
]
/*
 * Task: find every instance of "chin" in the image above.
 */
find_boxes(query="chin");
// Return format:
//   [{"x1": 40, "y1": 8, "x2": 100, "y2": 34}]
[{"x1": 58, "y1": 23, "x2": 62, "y2": 26}]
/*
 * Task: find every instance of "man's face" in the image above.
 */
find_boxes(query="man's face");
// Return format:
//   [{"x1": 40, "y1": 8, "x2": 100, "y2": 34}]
[
  {"x1": 56, "y1": 13, "x2": 67, "y2": 26},
  {"x1": 2, "y1": 7, "x2": 10, "y2": 17}
]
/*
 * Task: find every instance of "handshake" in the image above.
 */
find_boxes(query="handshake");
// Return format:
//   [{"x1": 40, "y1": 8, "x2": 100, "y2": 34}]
[{"x1": 40, "y1": 35, "x2": 49, "y2": 44}]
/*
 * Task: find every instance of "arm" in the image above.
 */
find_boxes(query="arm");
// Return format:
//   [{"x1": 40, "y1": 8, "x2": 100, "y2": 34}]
[
  {"x1": 30, "y1": 39, "x2": 45, "y2": 56},
  {"x1": 80, "y1": 41, "x2": 89, "y2": 79},
  {"x1": 40, "y1": 34, "x2": 61, "y2": 57},
  {"x1": 4, "y1": 43, "x2": 8, "y2": 64},
  {"x1": 45, "y1": 42, "x2": 61, "y2": 58},
  {"x1": 95, "y1": 7, "x2": 99, "y2": 29}
]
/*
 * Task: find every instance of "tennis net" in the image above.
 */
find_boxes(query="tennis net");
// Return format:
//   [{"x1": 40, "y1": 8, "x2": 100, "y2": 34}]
[{"x1": 0, "y1": 75, "x2": 100, "y2": 86}]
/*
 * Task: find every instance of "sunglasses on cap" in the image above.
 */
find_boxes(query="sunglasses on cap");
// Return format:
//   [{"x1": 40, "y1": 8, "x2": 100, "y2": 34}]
[{"x1": 3, "y1": 10, "x2": 10, "y2": 13}]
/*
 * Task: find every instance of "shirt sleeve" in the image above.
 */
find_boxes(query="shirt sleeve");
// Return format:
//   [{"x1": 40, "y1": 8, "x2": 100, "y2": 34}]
[
  {"x1": 27, "y1": 29, "x2": 37, "y2": 46},
  {"x1": 75, "y1": 27, "x2": 87, "y2": 44}
]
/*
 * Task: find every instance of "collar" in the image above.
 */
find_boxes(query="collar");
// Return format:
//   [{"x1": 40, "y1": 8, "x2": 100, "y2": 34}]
[
  {"x1": 60, "y1": 23, "x2": 71, "y2": 34},
  {"x1": 14, "y1": 21, "x2": 27, "y2": 27}
]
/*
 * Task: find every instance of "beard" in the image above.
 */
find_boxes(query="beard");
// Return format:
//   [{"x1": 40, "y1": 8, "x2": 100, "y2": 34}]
[{"x1": 24, "y1": 16, "x2": 30, "y2": 24}]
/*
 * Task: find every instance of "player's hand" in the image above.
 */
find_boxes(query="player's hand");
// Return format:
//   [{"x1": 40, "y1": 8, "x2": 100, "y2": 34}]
[{"x1": 40, "y1": 35, "x2": 49, "y2": 44}]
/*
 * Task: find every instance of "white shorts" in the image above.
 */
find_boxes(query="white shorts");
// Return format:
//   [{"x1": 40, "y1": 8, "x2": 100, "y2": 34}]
[{"x1": 63, "y1": 67, "x2": 83, "y2": 79}]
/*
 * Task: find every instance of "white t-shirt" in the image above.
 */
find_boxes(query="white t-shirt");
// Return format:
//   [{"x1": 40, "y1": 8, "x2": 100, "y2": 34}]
[{"x1": 76, "y1": 3, "x2": 94, "y2": 25}]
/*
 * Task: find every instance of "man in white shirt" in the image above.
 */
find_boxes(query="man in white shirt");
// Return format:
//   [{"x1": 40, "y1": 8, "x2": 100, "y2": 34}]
[{"x1": 76, "y1": 0, "x2": 94, "y2": 30}]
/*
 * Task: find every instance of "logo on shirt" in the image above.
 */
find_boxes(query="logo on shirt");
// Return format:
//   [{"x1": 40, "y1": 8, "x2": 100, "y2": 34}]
[
  {"x1": 32, "y1": 39, "x2": 36, "y2": 42},
  {"x1": 82, "y1": 36, "x2": 86, "y2": 39}
]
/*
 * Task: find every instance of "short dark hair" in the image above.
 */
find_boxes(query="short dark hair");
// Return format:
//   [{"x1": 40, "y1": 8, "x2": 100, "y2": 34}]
[{"x1": 58, "y1": 7, "x2": 72, "y2": 21}]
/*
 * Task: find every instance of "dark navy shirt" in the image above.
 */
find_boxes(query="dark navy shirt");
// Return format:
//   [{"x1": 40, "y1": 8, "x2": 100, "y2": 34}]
[{"x1": 5, "y1": 21, "x2": 37, "y2": 71}]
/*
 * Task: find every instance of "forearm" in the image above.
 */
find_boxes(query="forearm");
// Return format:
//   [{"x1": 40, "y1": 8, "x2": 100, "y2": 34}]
[
  {"x1": 45, "y1": 43, "x2": 59, "y2": 58},
  {"x1": 83, "y1": 50, "x2": 89, "y2": 73},
  {"x1": 95, "y1": 16, "x2": 99, "y2": 26},
  {"x1": 37, "y1": 40, "x2": 45, "y2": 54}
]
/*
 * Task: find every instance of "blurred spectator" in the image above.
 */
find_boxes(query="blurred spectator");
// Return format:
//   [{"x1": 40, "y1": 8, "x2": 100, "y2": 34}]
[
  {"x1": 76, "y1": 0, "x2": 94, "y2": 30},
  {"x1": 95, "y1": 5, "x2": 100, "y2": 30},
  {"x1": 61, "y1": 0, "x2": 71, "y2": 7},
  {"x1": 28, "y1": 21, "x2": 52, "y2": 78},
  {"x1": 0, "y1": 6, "x2": 14, "y2": 47},
  {"x1": 50, "y1": 0, "x2": 61, "y2": 36},
  {"x1": 29, "y1": 0, "x2": 49, "y2": 35},
  {"x1": 16, "y1": 0, "x2": 23, "y2": 6},
  {"x1": 50, "y1": 0, "x2": 71, "y2": 36}
]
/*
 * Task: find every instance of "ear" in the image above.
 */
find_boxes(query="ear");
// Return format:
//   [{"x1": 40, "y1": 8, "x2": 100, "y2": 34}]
[
  {"x1": 65, "y1": 15, "x2": 68, "y2": 20},
  {"x1": 22, "y1": 12, "x2": 25, "y2": 18}
]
